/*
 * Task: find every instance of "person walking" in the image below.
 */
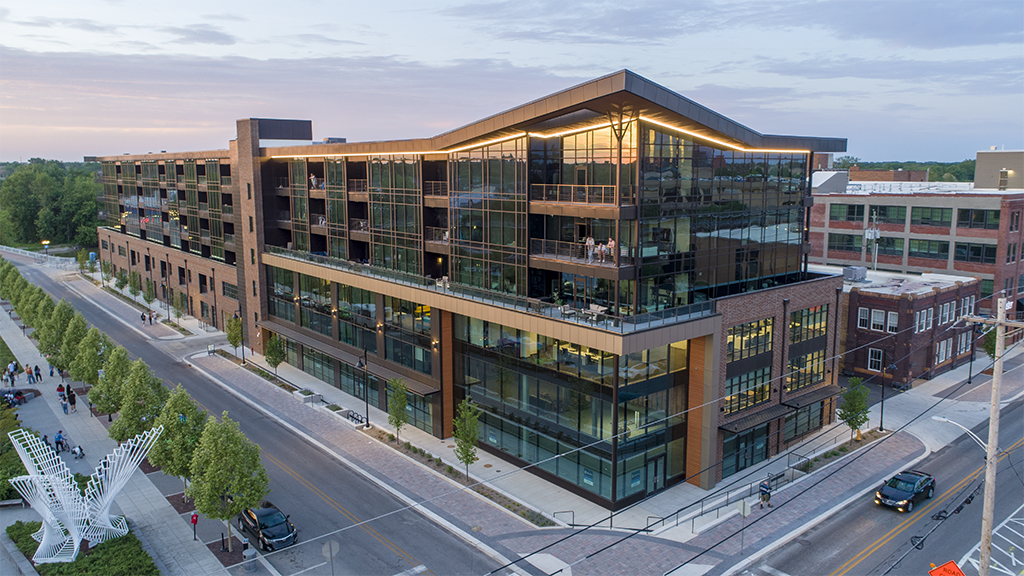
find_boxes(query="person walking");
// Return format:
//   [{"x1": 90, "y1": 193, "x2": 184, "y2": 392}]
[
  {"x1": 34, "y1": 365, "x2": 42, "y2": 382},
  {"x1": 61, "y1": 396, "x2": 69, "y2": 415},
  {"x1": 141, "y1": 312, "x2": 147, "y2": 327},
  {"x1": 759, "y1": 478, "x2": 772, "y2": 508},
  {"x1": 49, "y1": 363, "x2": 54, "y2": 378},
  {"x1": 67, "y1": 389, "x2": 77, "y2": 413}
]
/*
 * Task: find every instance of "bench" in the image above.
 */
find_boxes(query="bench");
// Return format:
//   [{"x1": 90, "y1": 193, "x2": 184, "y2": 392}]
[{"x1": 0, "y1": 498, "x2": 25, "y2": 508}]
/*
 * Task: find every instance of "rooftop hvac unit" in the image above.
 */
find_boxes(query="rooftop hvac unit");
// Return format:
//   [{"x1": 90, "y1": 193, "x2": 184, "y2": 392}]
[{"x1": 843, "y1": 266, "x2": 867, "y2": 282}]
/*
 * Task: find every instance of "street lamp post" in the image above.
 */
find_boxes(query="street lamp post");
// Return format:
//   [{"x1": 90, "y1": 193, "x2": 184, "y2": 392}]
[
  {"x1": 356, "y1": 349, "x2": 370, "y2": 429},
  {"x1": 235, "y1": 311, "x2": 245, "y2": 365},
  {"x1": 930, "y1": 416, "x2": 988, "y2": 453},
  {"x1": 41, "y1": 240, "x2": 49, "y2": 257}
]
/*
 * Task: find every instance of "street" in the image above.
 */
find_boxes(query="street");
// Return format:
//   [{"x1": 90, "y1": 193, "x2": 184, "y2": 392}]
[
  {"x1": 739, "y1": 399, "x2": 1024, "y2": 576},
  {"x1": 13, "y1": 261, "x2": 510, "y2": 576}
]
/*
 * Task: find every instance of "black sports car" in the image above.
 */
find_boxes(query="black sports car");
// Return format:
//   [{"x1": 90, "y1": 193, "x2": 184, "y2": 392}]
[
  {"x1": 874, "y1": 470, "x2": 935, "y2": 513},
  {"x1": 238, "y1": 501, "x2": 297, "y2": 551}
]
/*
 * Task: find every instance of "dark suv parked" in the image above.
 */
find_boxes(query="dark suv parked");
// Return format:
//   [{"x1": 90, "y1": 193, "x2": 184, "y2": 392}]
[{"x1": 238, "y1": 501, "x2": 296, "y2": 551}]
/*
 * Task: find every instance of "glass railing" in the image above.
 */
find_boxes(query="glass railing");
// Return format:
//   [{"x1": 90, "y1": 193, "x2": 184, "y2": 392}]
[
  {"x1": 220, "y1": 176, "x2": 232, "y2": 186},
  {"x1": 199, "y1": 202, "x2": 208, "y2": 212},
  {"x1": 221, "y1": 204, "x2": 233, "y2": 216},
  {"x1": 423, "y1": 181, "x2": 448, "y2": 196},
  {"x1": 349, "y1": 218, "x2": 369, "y2": 232},
  {"x1": 529, "y1": 239, "x2": 636, "y2": 266},
  {"x1": 223, "y1": 233, "x2": 235, "y2": 244},
  {"x1": 200, "y1": 230, "x2": 210, "y2": 240},
  {"x1": 529, "y1": 184, "x2": 635, "y2": 205},
  {"x1": 264, "y1": 245, "x2": 716, "y2": 334},
  {"x1": 310, "y1": 213, "x2": 327, "y2": 227},
  {"x1": 347, "y1": 179, "x2": 368, "y2": 193},
  {"x1": 276, "y1": 210, "x2": 291, "y2": 221}
]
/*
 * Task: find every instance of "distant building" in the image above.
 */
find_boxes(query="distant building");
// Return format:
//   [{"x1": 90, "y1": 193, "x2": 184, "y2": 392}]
[
  {"x1": 849, "y1": 166, "x2": 928, "y2": 182},
  {"x1": 810, "y1": 265, "x2": 980, "y2": 386},
  {"x1": 809, "y1": 150, "x2": 1024, "y2": 317}
]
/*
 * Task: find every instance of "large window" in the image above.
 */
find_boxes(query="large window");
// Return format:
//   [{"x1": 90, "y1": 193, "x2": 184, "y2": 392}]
[
  {"x1": 783, "y1": 401, "x2": 824, "y2": 441},
  {"x1": 828, "y1": 233, "x2": 862, "y2": 252},
  {"x1": 868, "y1": 348, "x2": 883, "y2": 371},
  {"x1": 298, "y1": 274, "x2": 331, "y2": 337},
  {"x1": 722, "y1": 423, "x2": 768, "y2": 478},
  {"x1": 876, "y1": 237, "x2": 904, "y2": 256},
  {"x1": 266, "y1": 266, "x2": 295, "y2": 323},
  {"x1": 221, "y1": 282, "x2": 238, "y2": 300},
  {"x1": 724, "y1": 367, "x2": 771, "y2": 414},
  {"x1": 870, "y1": 205, "x2": 906, "y2": 225},
  {"x1": 908, "y1": 240, "x2": 949, "y2": 260},
  {"x1": 727, "y1": 319, "x2": 773, "y2": 362},
  {"x1": 957, "y1": 209, "x2": 1000, "y2": 230},
  {"x1": 302, "y1": 347, "x2": 334, "y2": 386},
  {"x1": 830, "y1": 204, "x2": 865, "y2": 222},
  {"x1": 871, "y1": 309, "x2": 885, "y2": 331},
  {"x1": 786, "y1": 350, "x2": 825, "y2": 392},
  {"x1": 790, "y1": 305, "x2": 827, "y2": 344},
  {"x1": 954, "y1": 243, "x2": 997, "y2": 264},
  {"x1": 911, "y1": 207, "x2": 952, "y2": 227}
]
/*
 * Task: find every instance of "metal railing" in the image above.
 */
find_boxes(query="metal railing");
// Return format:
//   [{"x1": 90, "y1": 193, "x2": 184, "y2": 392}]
[
  {"x1": 349, "y1": 218, "x2": 369, "y2": 232},
  {"x1": 347, "y1": 179, "x2": 368, "y2": 193},
  {"x1": 425, "y1": 227, "x2": 449, "y2": 243},
  {"x1": 529, "y1": 184, "x2": 635, "y2": 205},
  {"x1": 263, "y1": 245, "x2": 716, "y2": 334},
  {"x1": 0, "y1": 246, "x2": 78, "y2": 270},
  {"x1": 528, "y1": 239, "x2": 635, "y2": 266},
  {"x1": 310, "y1": 214, "x2": 327, "y2": 228},
  {"x1": 423, "y1": 181, "x2": 448, "y2": 196},
  {"x1": 276, "y1": 210, "x2": 291, "y2": 222}
]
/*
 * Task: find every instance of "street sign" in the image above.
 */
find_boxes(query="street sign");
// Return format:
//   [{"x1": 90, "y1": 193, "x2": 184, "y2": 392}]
[
  {"x1": 928, "y1": 560, "x2": 966, "y2": 576},
  {"x1": 737, "y1": 500, "x2": 752, "y2": 518},
  {"x1": 1006, "y1": 299, "x2": 1013, "y2": 311}
]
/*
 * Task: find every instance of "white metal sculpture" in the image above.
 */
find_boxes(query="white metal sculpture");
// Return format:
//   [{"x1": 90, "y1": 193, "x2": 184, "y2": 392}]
[{"x1": 7, "y1": 426, "x2": 163, "y2": 563}]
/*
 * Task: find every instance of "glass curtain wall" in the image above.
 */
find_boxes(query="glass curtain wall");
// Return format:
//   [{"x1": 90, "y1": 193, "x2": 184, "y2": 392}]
[
  {"x1": 450, "y1": 137, "x2": 527, "y2": 295},
  {"x1": 326, "y1": 159, "x2": 347, "y2": 260},
  {"x1": 369, "y1": 155, "x2": 421, "y2": 274}
]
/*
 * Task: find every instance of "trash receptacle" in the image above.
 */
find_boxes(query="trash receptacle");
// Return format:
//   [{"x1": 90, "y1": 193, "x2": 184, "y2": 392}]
[{"x1": 242, "y1": 547, "x2": 257, "y2": 572}]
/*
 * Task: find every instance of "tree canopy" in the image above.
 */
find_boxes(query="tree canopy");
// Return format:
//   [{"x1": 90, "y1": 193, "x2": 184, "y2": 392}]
[
  {"x1": 453, "y1": 398, "x2": 481, "y2": 479},
  {"x1": 387, "y1": 378, "x2": 408, "y2": 443},
  {"x1": 108, "y1": 359, "x2": 166, "y2": 443},
  {"x1": 88, "y1": 346, "x2": 133, "y2": 417},
  {"x1": 149, "y1": 384, "x2": 208, "y2": 496},
  {"x1": 0, "y1": 160, "x2": 102, "y2": 247}
]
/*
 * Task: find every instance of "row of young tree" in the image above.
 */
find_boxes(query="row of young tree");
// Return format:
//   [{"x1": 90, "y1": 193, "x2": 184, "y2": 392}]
[{"x1": 0, "y1": 257, "x2": 268, "y2": 552}]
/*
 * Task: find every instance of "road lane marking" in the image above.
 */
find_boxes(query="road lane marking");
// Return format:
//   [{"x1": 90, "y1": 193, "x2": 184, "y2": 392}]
[
  {"x1": 759, "y1": 566, "x2": 793, "y2": 576},
  {"x1": 829, "y1": 436, "x2": 1024, "y2": 576},
  {"x1": 393, "y1": 565, "x2": 428, "y2": 576},
  {"x1": 290, "y1": 561, "x2": 328, "y2": 576}
]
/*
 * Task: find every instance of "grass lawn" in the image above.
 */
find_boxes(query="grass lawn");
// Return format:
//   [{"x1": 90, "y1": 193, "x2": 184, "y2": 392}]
[{"x1": 0, "y1": 336, "x2": 15, "y2": 368}]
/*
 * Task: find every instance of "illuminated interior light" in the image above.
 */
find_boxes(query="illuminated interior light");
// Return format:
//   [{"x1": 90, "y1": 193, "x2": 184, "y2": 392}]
[
  {"x1": 444, "y1": 132, "x2": 527, "y2": 153},
  {"x1": 528, "y1": 121, "x2": 613, "y2": 139},
  {"x1": 639, "y1": 116, "x2": 809, "y2": 154}
]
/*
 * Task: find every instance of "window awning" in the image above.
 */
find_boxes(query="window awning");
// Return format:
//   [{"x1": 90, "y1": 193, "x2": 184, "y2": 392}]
[
  {"x1": 257, "y1": 320, "x2": 439, "y2": 396},
  {"x1": 782, "y1": 385, "x2": 842, "y2": 409},
  {"x1": 720, "y1": 403, "x2": 793, "y2": 434}
]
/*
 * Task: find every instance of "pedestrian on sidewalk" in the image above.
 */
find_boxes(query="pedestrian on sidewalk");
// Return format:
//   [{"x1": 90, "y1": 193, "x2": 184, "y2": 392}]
[
  {"x1": 42, "y1": 435, "x2": 52, "y2": 452},
  {"x1": 56, "y1": 383, "x2": 65, "y2": 400},
  {"x1": 149, "y1": 312, "x2": 154, "y2": 325},
  {"x1": 26, "y1": 368, "x2": 35, "y2": 385},
  {"x1": 49, "y1": 363, "x2": 54, "y2": 378},
  {"x1": 68, "y1": 389, "x2": 77, "y2": 413},
  {"x1": 34, "y1": 365, "x2": 42, "y2": 382},
  {"x1": 61, "y1": 396, "x2": 69, "y2": 415},
  {"x1": 141, "y1": 312, "x2": 146, "y2": 327},
  {"x1": 759, "y1": 478, "x2": 772, "y2": 508}
]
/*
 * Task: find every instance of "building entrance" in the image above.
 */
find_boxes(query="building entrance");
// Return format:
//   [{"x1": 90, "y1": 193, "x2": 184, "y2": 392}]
[{"x1": 646, "y1": 455, "x2": 665, "y2": 495}]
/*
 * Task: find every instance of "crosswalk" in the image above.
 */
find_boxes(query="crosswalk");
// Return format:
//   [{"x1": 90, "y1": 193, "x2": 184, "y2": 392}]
[{"x1": 960, "y1": 502, "x2": 1024, "y2": 575}]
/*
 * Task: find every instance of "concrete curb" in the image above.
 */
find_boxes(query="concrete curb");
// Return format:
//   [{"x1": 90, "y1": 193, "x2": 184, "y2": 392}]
[
  {"x1": 183, "y1": 353, "x2": 519, "y2": 571},
  {"x1": 718, "y1": 443, "x2": 933, "y2": 576},
  {"x1": 0, "y1": 529, "x2": 38, "y2": 576}
]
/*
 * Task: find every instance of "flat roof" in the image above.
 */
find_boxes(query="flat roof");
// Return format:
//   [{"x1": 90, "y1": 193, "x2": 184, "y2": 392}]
[{"x1": 807, "y1": 264, "x2": 978, "y2": 296}]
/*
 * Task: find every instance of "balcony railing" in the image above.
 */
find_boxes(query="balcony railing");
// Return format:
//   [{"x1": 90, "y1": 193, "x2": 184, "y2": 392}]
[
  {"x1": 529, "y1": 238, "x2": 635, "y2": 266},
  {"x1": 223, "y1": 233, "x2": 235, "y2": 244},
  {"x1": 276, "y1": 210, "x2": 291, "y2": 222},
  {"x1": 347, "y1": 179, "x2": 368, "y2": 193},
  {"x1": 423, "y1": 181, "x2": 448, "y2": 196},
  {"x1": 349, "y1": 218, "x2": 369, "y2": 232},
  {"x1": 200, "y1": 230, "x2": 211, "y2": 240},
  {"x1": 529, "y1": 184, "x2": 635, "y2": 205},
  {"x1": 221, "y1": 204, "x2": 233, "y2": 216},
  {"x1": 425, "y1": 227, "x2": 449, "y2": 243},
  {"x1": 310, "y1": 213, "x2": 327, "y2": 228},
  {"x1": 221, "y1": 176, "x2": 232, "y2": 186},
  {"x1": 263, "y1": 245, "x2": 715, "y2": 334}
]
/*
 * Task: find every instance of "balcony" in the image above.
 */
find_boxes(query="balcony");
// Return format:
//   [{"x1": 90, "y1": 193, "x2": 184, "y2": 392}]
[
  {"x1": 423, "y1": 181, "x2": 448, "y2": 196},
  {"x1": 529, "y1": 239, "x2": 635, "y2": 266},
  {"x1": 347, "y1": 179, "x2": 368, "y2": 193},
  {"x1": 530, "y1": 184, "x2": 634, "y2": 205},
  {"x1": 263, "y1": 245, "x2": 715, "y2": 334},
  {"x1": 276, "y1": 210, "x2": 291, "y2": 222},
  {"x1": 349, "y1": 218, "x2": 369, "y2": 232},
  {"x1": 425, "y1": 227, "x2": 449, "y2": 243},
  {"x1": 221, "y1": 204, "x2": 233, "y2": 216},
  {"x1": 223, "y1": 233, "x2": 235, "y2": 245},
  {"x1": 310, "y1": 213, "x2": 327, "y2": 228}
]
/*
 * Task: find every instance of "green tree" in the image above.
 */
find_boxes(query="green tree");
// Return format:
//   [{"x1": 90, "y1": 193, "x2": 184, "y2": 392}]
[
  {"x1": 838, "y1": 379, "x2": 870, "y2": 441},
  {"x1": 226, "y1": 315, "x2": 243, "y2": 357},
  {"x1": 128, "y1": 270, "x2": 142, "y2": 299},
  {"x1": 88, "y1": 346, "x2": 132, "y2": 417},
  {"x1": 833, "y1": 156, "x2": 862, "y2": 170},
  {"x1": 40, "y1": 299, "x2": 74, "y2": 360},
  {"x1": 453, "y1": 397, "x2": 481, "y2": 479},
  {"x1": 76, "y1": 249, "x2": 89, "y2": 273},
  {"x1": 31, "y1": 294, "x2": 55, "y2": 345},
  {"x1": 108, "y1": 360, "x2": 164, "y2": 443},
  {"x1": 115, "y1": 269, "x2": 128, "y2": 291},
  {"x1": 264, "y1": 335, "x2": 285, "y2": 375},
  {"x1": 187, "y1": 412, "x2": 270, "y2": 553},
  {"x1": 69, "y1": 327, "x2": 110, "y2": 390},
  {"x1": 143, "y1": 278, "x2": 156, "y2": 311},
  {"x1": 980, "y1": 328, "x2": 997, "y2": 361},
  {"x1": 100, "y1": 260, "x2": 112, "y2": 287},
  {"x1": 149, "y1": 384, "x2": 208, "y2": 497},
  {"x1": 58, "y1": 313, "x2": 88, "y2": 372},
  {"x1": 387, "y1": 378, "x2": 409, "y2": 443}
]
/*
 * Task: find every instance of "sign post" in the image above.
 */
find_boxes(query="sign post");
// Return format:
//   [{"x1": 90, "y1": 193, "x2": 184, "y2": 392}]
[{"x1": 322, "y1": 540, "x2": 340, "y2": 576}]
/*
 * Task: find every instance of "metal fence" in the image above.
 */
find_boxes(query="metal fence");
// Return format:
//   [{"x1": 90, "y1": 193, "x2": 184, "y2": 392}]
[{"x1": 0, "y1": 246, "x2": 78, "y2": 270}]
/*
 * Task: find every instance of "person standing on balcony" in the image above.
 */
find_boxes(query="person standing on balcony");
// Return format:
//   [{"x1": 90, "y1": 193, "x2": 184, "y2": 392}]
[
  {"x1": 608, "y1": 237, "x2": 616, "y2": 265},
  {"x1": 586, "y1": 235, "x2": 595, "y2": 263},
  {"x1": 310, "y1": 173, "x2": 319, "y2": 190}
]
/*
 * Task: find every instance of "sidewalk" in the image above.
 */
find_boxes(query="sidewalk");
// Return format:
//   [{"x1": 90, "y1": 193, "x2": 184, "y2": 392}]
[
  {"x1": 6, "y1": 256, "x2": 1022, "y2": 576},
  {"x1": 0, "y1": 303, "x2": 227, "y2": 575}
]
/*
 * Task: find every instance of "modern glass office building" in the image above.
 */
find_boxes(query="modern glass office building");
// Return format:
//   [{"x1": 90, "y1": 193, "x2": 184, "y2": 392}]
[{"x1": 94, "y1": 70, "x2": 846, "y2": 508}]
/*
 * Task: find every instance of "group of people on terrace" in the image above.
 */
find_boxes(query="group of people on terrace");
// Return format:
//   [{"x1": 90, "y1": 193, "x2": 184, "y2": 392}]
[{"x1": 584, "y1": 235, "x2": 616, "y2": 265}]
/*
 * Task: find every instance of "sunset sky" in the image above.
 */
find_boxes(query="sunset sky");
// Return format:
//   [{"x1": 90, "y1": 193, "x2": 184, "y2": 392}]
[{"x1": 1, "y1": 0, "x2": 1021, "y2": 163}]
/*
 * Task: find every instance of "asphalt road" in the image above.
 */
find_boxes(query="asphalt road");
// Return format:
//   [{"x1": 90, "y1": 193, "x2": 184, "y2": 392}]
[
  {"x1": 15, "y1": 262, "x2": 507, "y2": 576},
  {"x1": 739, "y1": 398, "x2": 1024, "y2": 576}
]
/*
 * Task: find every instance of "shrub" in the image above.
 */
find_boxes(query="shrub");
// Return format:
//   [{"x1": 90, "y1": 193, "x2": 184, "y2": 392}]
[
  {"x1": 326, "y1": 404, "x2": 342, "y2": 412},
  {"x1": 404, "y1": 441, "x2": 411, "y2": 451},
  {"x1": 299, "y1": 389, "x2": 313, "y2": 396},
  {"x1": 446, "y1": 465, "x2": 454, "y2": 474},
  {"x1": 7, "y1": 521, "x2": 160, "y2": 576},
  {"x1": 434, "y1": 457, "x2": 442, "y2": 466},
  {"x1": 838, "y1": 445, "x2": 849, "y2": 453},
  {"x1": 387, "y1": 433, "x2": 395, "y2": 442}
]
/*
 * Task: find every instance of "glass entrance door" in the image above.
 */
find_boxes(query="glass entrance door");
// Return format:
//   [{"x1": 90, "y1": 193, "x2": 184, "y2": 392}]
[{"x1": 646, "y1": 455, "x2": 665, "y2": 495}]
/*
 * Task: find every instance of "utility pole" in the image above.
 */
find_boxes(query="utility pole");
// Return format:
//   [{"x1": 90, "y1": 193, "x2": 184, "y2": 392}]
[{"x1": 964, "y1": 297, "x2": 1024, "y2": 576}]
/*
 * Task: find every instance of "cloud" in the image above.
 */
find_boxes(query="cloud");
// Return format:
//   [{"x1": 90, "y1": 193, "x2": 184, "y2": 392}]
[
  {"x1": 272, "y1": 33, "x2": 365, "y2": 47},
  {"x1": 161, "y1": 24, "x2": 236, "y2": 46},
  {"x1": 13, "y1": 16, "x2": 113, "y2": 34}
]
